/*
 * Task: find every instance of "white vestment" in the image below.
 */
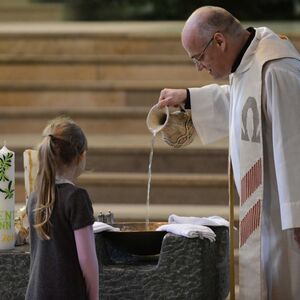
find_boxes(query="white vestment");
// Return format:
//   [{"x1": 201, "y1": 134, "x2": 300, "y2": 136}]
[{"x1": 189, "y1": 27, "x2": 300, "y2": 299}]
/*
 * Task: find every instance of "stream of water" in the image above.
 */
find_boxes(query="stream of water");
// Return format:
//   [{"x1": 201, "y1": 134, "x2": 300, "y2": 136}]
[{"x1": 146, "y1": 131, "x2": 157, "y2": 228}]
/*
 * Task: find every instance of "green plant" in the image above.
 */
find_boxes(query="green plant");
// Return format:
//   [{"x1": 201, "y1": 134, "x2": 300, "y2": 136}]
[{"x1": 0, "y1": 152, "x2": 13, "y2": 182}]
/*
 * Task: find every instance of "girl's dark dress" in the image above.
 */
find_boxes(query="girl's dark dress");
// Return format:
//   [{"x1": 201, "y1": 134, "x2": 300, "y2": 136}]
[{"x1": 25, "y1": 183, "x2": 95, "y2": 300}]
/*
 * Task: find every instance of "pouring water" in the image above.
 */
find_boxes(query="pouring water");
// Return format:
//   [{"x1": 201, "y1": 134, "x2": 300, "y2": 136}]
[
  {"x1": 145, "y1": 104, "x2": 195, "y2": 227},
  {"x1": 146, "y1": 105, "x2": 169, "y2": 228}
]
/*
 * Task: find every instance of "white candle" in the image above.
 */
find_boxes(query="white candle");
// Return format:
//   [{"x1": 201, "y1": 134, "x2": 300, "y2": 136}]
[
  {"x1": 0, "y1": 144, "x2": 15, "y2": 250},
  {"x1": 23, "y1": 149, "x2": 38, "y2": 203}
]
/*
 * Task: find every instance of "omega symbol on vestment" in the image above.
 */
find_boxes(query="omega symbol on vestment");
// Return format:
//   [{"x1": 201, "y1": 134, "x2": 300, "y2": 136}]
[{"x1": 241, "y1": 97, "x2": 261, "y2": 143}]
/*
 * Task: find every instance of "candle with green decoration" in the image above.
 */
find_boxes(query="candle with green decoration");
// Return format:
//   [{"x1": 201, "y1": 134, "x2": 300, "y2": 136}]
[{"x1": 0, "y1": 144, "x2": 15, "y2": 250}]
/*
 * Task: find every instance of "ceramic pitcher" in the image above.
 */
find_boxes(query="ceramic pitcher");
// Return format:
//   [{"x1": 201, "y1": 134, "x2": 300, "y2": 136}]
[{"x1": 146, "y1": 104, "x2": 195, "y2": 148}]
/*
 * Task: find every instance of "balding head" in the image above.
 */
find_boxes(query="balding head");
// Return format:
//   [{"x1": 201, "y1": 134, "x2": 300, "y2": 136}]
[{"x1": 182, "y1": 6, "x2": 243, "y2": 49}]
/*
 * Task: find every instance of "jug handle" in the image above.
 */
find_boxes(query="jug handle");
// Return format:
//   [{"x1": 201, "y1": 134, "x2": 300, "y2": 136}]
[{"x1": 179, "y1": 104, "x2": 186, "y2": 112}]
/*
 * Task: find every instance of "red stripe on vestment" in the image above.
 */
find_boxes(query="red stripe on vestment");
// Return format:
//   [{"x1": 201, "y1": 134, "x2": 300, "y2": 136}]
[
  {"x1": 241, "y1": 158, "x2": 262, "y2": 205},
  {"x1": 240, "y1": 200, "x2": 262, "y2": 247}
]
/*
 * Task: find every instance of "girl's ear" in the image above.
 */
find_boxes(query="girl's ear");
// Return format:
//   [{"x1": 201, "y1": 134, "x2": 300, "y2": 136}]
[{"x1": 77, "y1": 150, "x2": 86, "y2": 164}]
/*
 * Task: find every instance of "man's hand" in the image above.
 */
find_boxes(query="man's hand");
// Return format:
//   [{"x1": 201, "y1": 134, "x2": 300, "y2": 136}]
[
  {"x1": 294, "y1": 228, "x2": 300, "y2": 249},
  {"x1": 158, "y1": 88, "x2": 187, "y2": 108}
]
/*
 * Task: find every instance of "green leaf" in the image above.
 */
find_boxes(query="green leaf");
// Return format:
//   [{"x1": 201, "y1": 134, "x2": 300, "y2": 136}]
[
  {"x1": 0, "y1": 180, "x2": 14, "y2": 199},
  {"x1": 0, "y1": 153, "x2": 13, "y2": 182}
]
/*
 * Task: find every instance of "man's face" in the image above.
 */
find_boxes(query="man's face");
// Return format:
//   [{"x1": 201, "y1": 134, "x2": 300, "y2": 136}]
[{"x1": 182, "y1": 30, "x2": 230, "y2": 80}]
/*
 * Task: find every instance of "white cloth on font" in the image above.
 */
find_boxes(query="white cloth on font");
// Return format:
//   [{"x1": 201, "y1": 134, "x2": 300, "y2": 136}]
[
  {"x1": 169, "y1": 214, "x2": 229, "y2": 227},
  {"x1": 92, "y1": 222, "x2": 120, "y2": 233},
  {"x1": 156, "y1": 223, "x2": 216, "y2": 242}
]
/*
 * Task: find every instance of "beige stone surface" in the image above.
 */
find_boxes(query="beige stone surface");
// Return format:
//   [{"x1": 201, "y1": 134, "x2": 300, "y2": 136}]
[
  {"x1": 0, "y1": 90, "x2": 126, "y2": 107},
  {"x1": 0, "y1": 3, "x2": 63, "y2": 22},
  {"x1": 0, "y1": 79, "x2": 219, "y2": 107},
  {"x1": 0, "y1": 64, "x2": 98, "y2": 81},
  {"x1": 0, "y1": 22, "x2": 298, "y2": 56},
  {"x1": 0, "y1": 21, "x2": 299, "y2": 36},
  {"x1": 0, "y1": 60, "x2": 215, "y2": 82},
  {"x1": 0, "y1": 107, "x2": 149, "y2": 134}
]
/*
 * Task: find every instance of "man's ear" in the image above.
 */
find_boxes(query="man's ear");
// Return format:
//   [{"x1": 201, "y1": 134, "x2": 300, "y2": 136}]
[{"x1": 214, "y1": 32, "x2": 226, "y2": 49}]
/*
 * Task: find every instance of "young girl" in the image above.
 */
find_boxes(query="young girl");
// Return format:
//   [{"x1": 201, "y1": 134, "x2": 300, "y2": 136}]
[{"x1": 25, "y1": 117, "x2": 99, "y2": 300}]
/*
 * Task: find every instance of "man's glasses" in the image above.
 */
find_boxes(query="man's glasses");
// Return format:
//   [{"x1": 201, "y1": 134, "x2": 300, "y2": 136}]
[{"x1": 191, "y1": 35, "x2": 214, "y2": 65}]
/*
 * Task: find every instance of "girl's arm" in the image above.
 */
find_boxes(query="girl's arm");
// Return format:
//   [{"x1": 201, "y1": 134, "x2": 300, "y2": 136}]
[{"x1": 74, "y1": 225, "x2": 99, "y2": 300}]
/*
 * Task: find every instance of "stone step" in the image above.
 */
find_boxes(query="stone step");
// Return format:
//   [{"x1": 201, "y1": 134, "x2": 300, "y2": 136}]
[
  {"x1": 6, "y1": 133, "x2": 228, "y2": 174},
  {"x1": 0, "y1": 22, "x2": 299, "y2": 56},
  {"x1": 0, "y1": 106, "x2": 229, "y2": 138},
  {"x1": 0, "y1": 2, "x2": 63, "y2": 22},
  {"x1": 0, "y1": 55, "x2": 216, "y2": 82},
  {"x1": 0, "y1": 80, "x2": 214, "y2": 107},
  {"x1": 0, "y1": 106, "x2": 151, "y2": 134},
  {"x1": 14, "y1": 171, "x2": 239, "y2": 206},
  {"x1": 0, "y1": 22, "x2": 185, "y2": 56}
]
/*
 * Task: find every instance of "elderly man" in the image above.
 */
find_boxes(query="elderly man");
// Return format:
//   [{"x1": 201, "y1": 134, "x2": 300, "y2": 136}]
[{"x1": 158, "y1": 6, "x2": 300, "y2": 300}]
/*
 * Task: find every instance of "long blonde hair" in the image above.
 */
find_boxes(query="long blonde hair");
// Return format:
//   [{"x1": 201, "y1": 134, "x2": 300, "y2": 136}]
[{"x1": 34, "y1": 116, "x2": 87, "y2": 240}]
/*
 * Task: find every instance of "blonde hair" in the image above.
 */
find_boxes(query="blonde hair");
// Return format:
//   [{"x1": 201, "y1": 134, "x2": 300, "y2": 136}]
[{"x1": 34, "y1": 116, "x2": 87, "y2": 240}]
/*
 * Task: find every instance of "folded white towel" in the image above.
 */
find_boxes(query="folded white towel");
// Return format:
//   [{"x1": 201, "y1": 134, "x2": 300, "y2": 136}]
[
  {"x1": 93, "y1": 221, "x2": 120, "y2": 233},
  {"x1": 156, "y1": 223, "x2": 216, "y2": 242},
  {"x1": 168, "y1": 214, "x2": 229, "y2": 227}
]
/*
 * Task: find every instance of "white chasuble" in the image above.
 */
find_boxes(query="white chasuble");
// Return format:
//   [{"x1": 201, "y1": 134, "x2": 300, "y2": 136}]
[
  {"x1": 236, "y1": 29, "x2": 300, "y2": 299},
  {"x1": 189, "y1": 27, "x2": 300, "y2": 299}
]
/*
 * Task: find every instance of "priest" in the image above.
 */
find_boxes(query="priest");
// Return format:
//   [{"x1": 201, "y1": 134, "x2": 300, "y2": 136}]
[{"x1": 157, "y1": 6, "x2": 300, "y2": 300}]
